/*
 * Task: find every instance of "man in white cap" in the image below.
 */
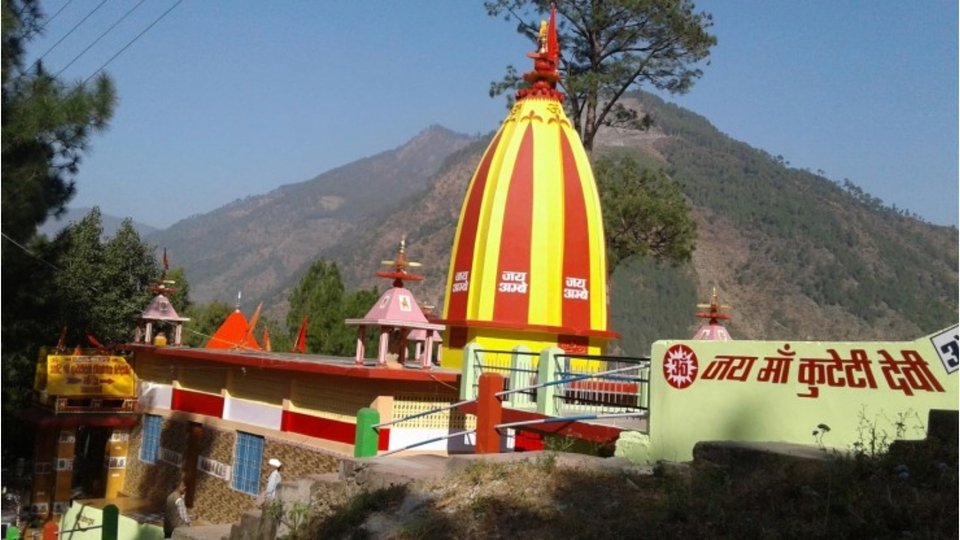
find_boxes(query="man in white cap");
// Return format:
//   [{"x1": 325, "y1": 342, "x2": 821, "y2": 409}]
[{"x1": 264, "y1": 458, "x2": 282, "y2": 501}]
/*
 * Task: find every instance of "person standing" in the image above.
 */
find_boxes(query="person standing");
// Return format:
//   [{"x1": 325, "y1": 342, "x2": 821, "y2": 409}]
[
  {"x1": 163, "y1": 482, "x2": 190, "y2": 538},
  {"x1": 264, "y1": 458, "x2": 282, "y2": 501}
]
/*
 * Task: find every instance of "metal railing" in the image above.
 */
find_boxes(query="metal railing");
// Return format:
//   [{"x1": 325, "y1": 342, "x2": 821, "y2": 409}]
[
  {"x1": 554, "y1": 354, "x2": 650, "y2": 416},
  {"x1": 463, "y1": 344, "x2": 650, "y2": 428},
  {"x1": 470, "y1": 347, "x2": 539, "y2": 409}
]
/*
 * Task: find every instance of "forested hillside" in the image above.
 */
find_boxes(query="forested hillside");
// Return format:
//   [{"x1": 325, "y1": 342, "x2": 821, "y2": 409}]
[
  {"x1": 153, "y1": 93, "x2": 956, "y2": 355},
  {"x1": 313, "y1": 92, "x2": 957, "y2": 354}
]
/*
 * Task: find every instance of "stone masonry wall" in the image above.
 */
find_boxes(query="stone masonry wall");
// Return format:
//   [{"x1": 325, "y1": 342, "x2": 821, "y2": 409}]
[
  {"x1": 123, "y1": 416, "x2": 188, "y2": 504},
  {"x1": 124, "y1": 415, "x2": 342, "y2": 525}
]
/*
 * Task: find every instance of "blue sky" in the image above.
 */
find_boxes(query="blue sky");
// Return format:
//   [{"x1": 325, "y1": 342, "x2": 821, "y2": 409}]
[{"x1": 25, "y1": 1, "x2": 959, "y2": 228}]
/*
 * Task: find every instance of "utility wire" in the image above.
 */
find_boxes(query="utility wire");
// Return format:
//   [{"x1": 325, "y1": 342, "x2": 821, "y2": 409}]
[
  {"x1": 55, "y1": 0, "x2": 148, "y2": 78},
  {"x1": 38, "y1": 0, "x2": 75, "y2": 33},
  {"x1": 84, "y1": 0, "x2": 183, "y2": 85},
  {"x1": 30, "y1": 0, "x2": 109, "y2": 72}
]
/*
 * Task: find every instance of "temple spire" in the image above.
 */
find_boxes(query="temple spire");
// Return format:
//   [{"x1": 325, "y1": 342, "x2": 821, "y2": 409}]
[
  {"x1": 518, "y1": 3, "x2": 563, "y2": 101},
  {"x1": 377, "y1": 236, "x2": 424, "y2": 287},
  {"x1": 692, "y1": 287, "x2": 733, "y2": 341}
]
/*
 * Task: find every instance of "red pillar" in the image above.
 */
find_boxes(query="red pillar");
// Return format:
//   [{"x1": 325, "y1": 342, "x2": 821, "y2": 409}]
[{"x1": 475, "y1": 373, "x2": 504, "y2": 454}]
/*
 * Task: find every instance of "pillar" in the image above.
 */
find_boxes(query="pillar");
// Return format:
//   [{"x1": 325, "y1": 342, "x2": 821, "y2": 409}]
[
  {"x1": 398, "y1": 332, "x2": 408, "y2": 363},
  {"x1": 354, "y1": 408, "x2": 380, "y2": 458},
  {"x1": 355, "y1": 327, "x2": 366, "y2": 365},
  {"x1": 537, "y1": 347, "x2": 563, "y2": 416},
  {"x1": 422, "y1": 334, "x2": 434, "y2": 369},
  {"x1": 476, "y1": 373, "x2": 504, "y2": 454},
  {"x1": 103, "y1": 429, "x2": 129, "y2": 499},
  {"x1": 508, "y1": 345, "x2": 533, "y2": 407},
  {"x1": 41, "y1": 521, "x2": 57, "y2": 540},
  {"x1": 53, "y1": 429, "x2": 76, "y2": 516},
  {"x1": 377, "y1": 329, "x2": 390, "y2": 366},
  {"x1": 30, "y1": 428, "x2": 56, "y2": 520},
  {"x1": 460, "y1": 342, "x2": 479, "y2": 400},
  {"x1": 103, "y1": 504, "x2": 119, "y2": 540}
]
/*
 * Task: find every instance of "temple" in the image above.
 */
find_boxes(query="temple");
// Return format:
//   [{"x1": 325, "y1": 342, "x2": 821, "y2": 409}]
[
  {"x1": 345, "y1": 238, "x2": 445, "y2": 367},
  {"x1": 8, "y1": 7, "x2": 957, "y2": 538},
  {"x1": 438, "y1": 7, "x2": 617, "y2": 367}
]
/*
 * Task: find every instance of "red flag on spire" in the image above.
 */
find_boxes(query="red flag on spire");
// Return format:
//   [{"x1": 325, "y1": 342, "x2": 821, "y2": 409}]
[
  {"x1": 547, "y1": 3, "x2": 559, "y2": 64},
  {"x1": 292, "y1": 316, "x2": 308, "y2": 353}
]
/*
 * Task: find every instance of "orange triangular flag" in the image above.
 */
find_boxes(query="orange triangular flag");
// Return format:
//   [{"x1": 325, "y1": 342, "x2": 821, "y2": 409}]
[
  {"x1": 56, "y1": 326, "x2": 68, "y2": 353},
  {"x1": 239, "y1": 302, "x2": 263, "y2": 350},
  {"x1": 86, "y1": 333, "x2": 106, "y2": 350},
  {"x1": 292, "y1": 316, "x2": 308, "y2": 353},
  {"x1": 262, "y1": 327, "x2": 272, "y2": 352}
]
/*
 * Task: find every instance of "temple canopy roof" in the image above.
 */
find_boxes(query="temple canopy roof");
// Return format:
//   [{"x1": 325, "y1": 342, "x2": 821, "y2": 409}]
[
  {"x1": 345, "y1": 238, "x2": 444, "y2": 368},
  {"x1": 345, "y1": 238, "x2": 443, "y2": 333},
  {"x1": 345, "y1": 286, "x2": 444, "y2": 332},
  {"x1": 205, "y1": 309, "x2": 262, "y2": 350},
  {"x1": 140, "y1": 294, "x2": 189, "y2": 322}
]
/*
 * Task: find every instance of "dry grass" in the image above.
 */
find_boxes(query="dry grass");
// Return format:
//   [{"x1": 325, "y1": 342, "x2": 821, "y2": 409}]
[{"x1": 295, "y1": 440, "x2": 957, "y2": 540}]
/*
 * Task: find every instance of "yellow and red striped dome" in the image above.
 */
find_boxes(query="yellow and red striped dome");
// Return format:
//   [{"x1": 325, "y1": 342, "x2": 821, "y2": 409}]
[{"x1": 440, "y1": 9, "x2": 617, "y2": 366}]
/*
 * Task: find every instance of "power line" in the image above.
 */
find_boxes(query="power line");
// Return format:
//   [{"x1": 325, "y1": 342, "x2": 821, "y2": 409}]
[
  {"x1": 38, "y1": 0, "x2": 75, "y2": 32},
  {"x1": 84, "y1": 0, "x2": 183, "y2": 85},
  {"x1": 30, "y1": 0, "x2": 109, "y2": 72},
  {"x1": 55, "y1": 0, "x2": 148, "y2": 78}
]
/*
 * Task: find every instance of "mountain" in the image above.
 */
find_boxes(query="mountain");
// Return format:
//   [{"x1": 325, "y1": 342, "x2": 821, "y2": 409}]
[
  {"x1": 151, "y1": 94, "x2": 957, "y2": 353},
  {"x1": 146, "y1": 125, "x2": 475, "y2": 305},
  {"x1": 37, "y1": 207, "x2": 158, "y2": 239}
]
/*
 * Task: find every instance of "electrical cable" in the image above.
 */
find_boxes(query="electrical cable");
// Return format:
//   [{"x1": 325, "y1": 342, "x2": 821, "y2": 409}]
[
  {"x1": 55, "y1": 0, "x2": 148, "y2": 78},
  {"x1": 38, "y1": 0, "x2": 75, "y2": 32},
  {"x1": 83, "y1": 0, "x2": 183, "y2": 85},
  {"x1": 30, "y1": 0, "x2": 108, "y2": 72}
]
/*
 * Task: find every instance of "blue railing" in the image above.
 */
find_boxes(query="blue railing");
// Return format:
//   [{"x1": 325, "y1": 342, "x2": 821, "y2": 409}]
[{"x1": 463, "y1": 343, "x2": 650, "y2": 426}]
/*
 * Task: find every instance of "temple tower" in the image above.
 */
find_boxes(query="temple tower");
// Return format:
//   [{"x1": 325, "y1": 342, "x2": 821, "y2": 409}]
[{"x1": 439, "y1": 7, "x2": 617, "y2": 367}]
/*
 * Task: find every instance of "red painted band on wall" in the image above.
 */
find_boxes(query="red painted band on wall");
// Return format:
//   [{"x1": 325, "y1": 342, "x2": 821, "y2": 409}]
[
  {"x1": 172, "y1": 388, "x2": 224, "y2": 418},
  {"x1": 281, "y1": 410, "x2": 390, "y2": 451}
]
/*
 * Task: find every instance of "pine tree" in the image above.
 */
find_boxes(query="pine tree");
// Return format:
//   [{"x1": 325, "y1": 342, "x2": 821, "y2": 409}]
[
  {"x1": 287, "y1": 260, "x2": 351, "y2": 355},
  {"x1": 487, "y1": 0, "x2": 715, "y2": 153},
  {"x1": 595, "y1": 156, "x2": 697, "y2": 270},
  {"x1": 2, "y1": 0, "x2": 116, "y2": 243}
]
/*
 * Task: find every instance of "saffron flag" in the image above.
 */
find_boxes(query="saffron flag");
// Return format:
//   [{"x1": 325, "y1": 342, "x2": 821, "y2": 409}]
[
  {"x1": 293, "y1": 316, "x2": 308, "y2": 353},
  {"x1": 56, "y1": 326, "x2": 68, "y2": 353},
  {"x1": 262, "y1": 327, "x2": 272, "y2": 352},
  {"x1": 86, "y1": 333, "x2": 106, "y2": 350},
  {"x1": 239, "y1": 302, "x2": 263, "y2": 350}
]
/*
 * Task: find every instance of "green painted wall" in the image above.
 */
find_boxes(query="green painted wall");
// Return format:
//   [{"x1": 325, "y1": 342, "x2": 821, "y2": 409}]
[
  {"x1": 637, "y1": 325, "x2": 958, "y2": 463},
  {"x1": 58, "y1": 502, "x2": 162, "y2": 540}
]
